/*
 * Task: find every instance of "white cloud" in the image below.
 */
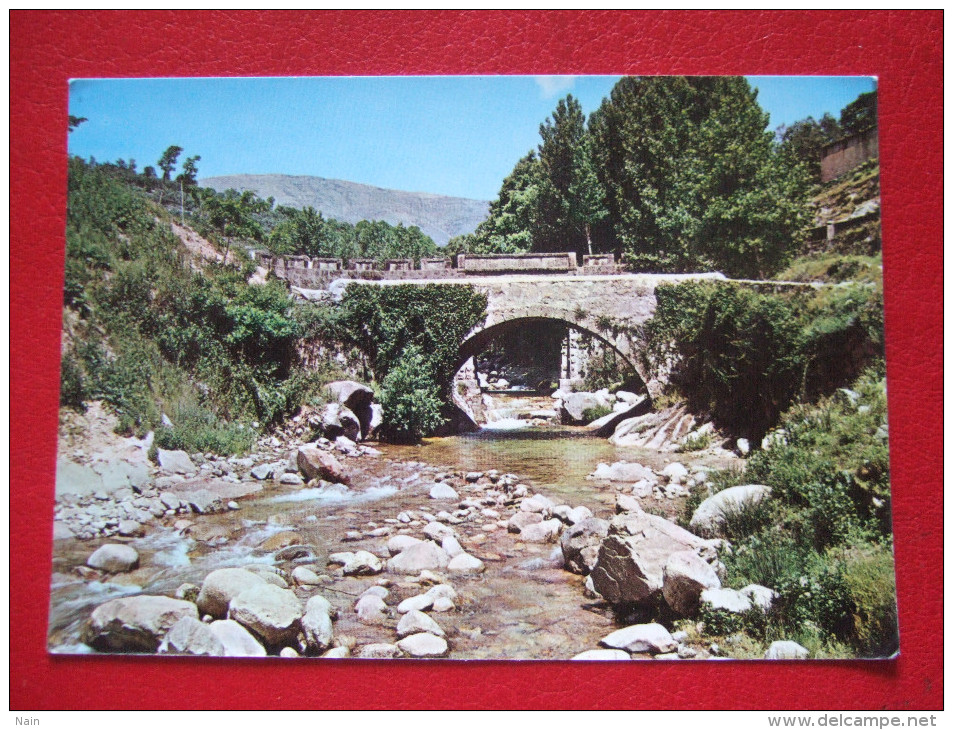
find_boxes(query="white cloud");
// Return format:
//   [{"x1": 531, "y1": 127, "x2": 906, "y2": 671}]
[{"x1": 534, "y1": 75, "x2": 577, "y2": 99}]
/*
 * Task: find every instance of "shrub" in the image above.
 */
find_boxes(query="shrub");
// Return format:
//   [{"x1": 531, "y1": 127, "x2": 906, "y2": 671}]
[
  {"x1": 843, "y1": 542, "x2": 899, "y2": 657},
  {"x1": 677, "y1": 430, "x2": 712, "y2": 452},
  {"x1": 581, "y1": 404, "x2": 613, "y2": 423},
  {"x1": 377, "y1": 346, "x2": 447, "y2": 444}
]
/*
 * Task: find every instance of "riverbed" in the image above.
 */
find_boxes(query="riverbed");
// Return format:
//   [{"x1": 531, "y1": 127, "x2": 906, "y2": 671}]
[{"x1": 48, "y1": 401, "x2": 740, "y2": 660}]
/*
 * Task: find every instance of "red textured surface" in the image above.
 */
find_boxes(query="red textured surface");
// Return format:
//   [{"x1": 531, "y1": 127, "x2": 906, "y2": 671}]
[{"x1": 10, "y1": 10, "x2": 942, "y2": 710}]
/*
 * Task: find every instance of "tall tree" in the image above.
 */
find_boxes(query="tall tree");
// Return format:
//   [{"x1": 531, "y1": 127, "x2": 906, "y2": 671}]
[
  {"x1": 179, "y1": 155, "x2": 201, "y2": 186},
  {"x1": 470, "y1": 151, "x2": 541, "y2": 254},
  {"x1": 157, "y1": 145, "x2": 184, "y2": 181},
  {"x1": 588, "y1": 76, "x2": 809, "y2": 278},
  {"x1": 777, "y1": 114, "x2": 842, "y2": 182},
  {"x1": 839, "y1": 90, "x2": 878, "y2": 135}
]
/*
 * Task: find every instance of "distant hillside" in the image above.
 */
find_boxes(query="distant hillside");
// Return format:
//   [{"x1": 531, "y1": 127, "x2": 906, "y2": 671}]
[{"x1": 200, "y1": 174, "x2": 489, "y2": 247}]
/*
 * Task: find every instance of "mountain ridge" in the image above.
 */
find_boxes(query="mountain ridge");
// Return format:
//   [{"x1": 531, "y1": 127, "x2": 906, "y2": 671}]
[{"x1": 200, "y1": 173, "x2": 490, "y2": 247}]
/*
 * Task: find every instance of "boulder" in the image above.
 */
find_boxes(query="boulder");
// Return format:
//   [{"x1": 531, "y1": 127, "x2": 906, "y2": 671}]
[
  {"x1": 589, "y1": 512, "x2": 718, "y2": 606},
  {"x1": 441, "y1": 535, "x2": 464, "y2": 558},
  {"x1": 320, "y1": 403, "x2": 361, "y2": 442},
  {"x1": 55, "y1": 460, "x2": 106, "y2": 499},
  {"x1": 422, "y1": 521, "x2": 456, "y2": 542},
  {"x1": 228, "y1": 583, "x2": 303, "y2": 648},
  {"x1": 741, "y1": 584, "x2": 778, "y2": 613},
  {"x1": 764, "y1": 640, "x2": 810, "y2": 660},
  {"x1": 520, "y1": 518, "x2": 563, "y2": 544},
  {"x1": 560, "y1": 392, "x2": 604, "y2": 424},
  {"x1": 396, "y1": 610, "x2": 445, "y2": 638},
  {"x1": 398, "y1": 632, "x2": 449, "y2": 658},
  {"x1": 700, "y1": 587, "x2": 753, "y2": 615},
  {"x1": 689, "y1": 485, "x2": 772, "y2": 537},
  {"x1": 599, "y1": 623, "x2": 677, "y2": 655},
  {"x1": 387, "y1": 542, "x2": 451, "y2": 575},
  {"x1": 325, "y1": 380, "x2": 375, "y2": 439},
  {"x1": 571, "y1": 649, "x2": 631, "y2": 661},
  {"x1": 661, "y1": 462, "x2": 689, "y2": 483},
  {"x1": 83, "y1": 595, "x2": 198, "y2": 653},
  {"x1": 260, "y1": 531, "x2": 302, "y2": 551},
  {"x1": 590, "y1": 461, "x2": 655, "y2": 483},
  {"x1": 567, "y1": 506, "x2": 594, "y2": 525},
  {"x1": 87, "y1": 544, "x2": 140, "y2": 573},
  {"x1": 297, "y1": 444, "x2": 350, "y2": 484},
  {"x1": 560, "y1": 517, "x2": 610, "y2": 575},
  {"x1": 208, "y1": 619, "x2": 268, "y2": 657},
  {"x1": 250, "y1": 463, "x2": 275, "y2": 480},
  {"x1": 197, "y1": 568, "x2": 269, "y2": 619},
  {"x1": 397, "y1": 592, "x2": 434, "y2": 614},
  {"x1": 157, "y1": 616, "x2": 225, "y2": 656},
  {"x1": 184, "y1": 489, "x2": 224, "y2": 514},
  {"x1": 117, "y1": 519, "x2": 144, "y2": 537},
  {"x1": 520, "y1": 494, "x2": 555, "y2": 515},
  {"x1": 156, "y1": 449, "x2": 196, "y2": 475},
  {"x1": 662, "y1": 550, "x2": 721, "y2": 616},
  {"x1": 291, "y1": 566, "x2": 323, "y2": 587}
]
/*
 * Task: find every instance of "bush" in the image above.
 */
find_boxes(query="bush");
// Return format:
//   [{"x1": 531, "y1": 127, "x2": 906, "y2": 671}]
[
  {"x1": 377, "y1": 347, "x2": 447, "y2": 444},
  {"x1": 581, "y1": 404, "x2": 613, "y2": 423},
  {"x1": 843, "y1": 542, "x2": 899, "y2": 657}
]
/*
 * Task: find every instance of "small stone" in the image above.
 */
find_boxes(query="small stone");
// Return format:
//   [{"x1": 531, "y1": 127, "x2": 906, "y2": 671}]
[
  {"x1": 354, "y1": 594, "x2": 389, "y2": 625},
  {"x1": 398, "y1": 632, "x2": 449, "y2": 657},
  {"x1": 292, "y1": 566, "x2": 323, "y2": 587},
  {"x1": 87, "y1": 544, "x2": 139, "y2": 573},
  {"x1": 520, "y1": 518, "x2": 563, "y2": 543},
  {"x1": 279, "y1": 473, "x2": 304, "y2": 486},
  {"x1": 429, "y1": 483, "x2": 459, "y2": 500},
  {"x1": 158, "y1": 616, "x2": 225, "y2": 656},
  {"x1": 600, "y1": 623, "x2": 677, "y2": 655},
  {"x1": 356, "y1": 642, "x2": 400, "y2": 659},
  {"x1": 764, "y1": 640, "x2": 810, "y2": 660},
  {"x1": 397, "y1": 593, "x2": 434, "y2": 614},
  {"x1": 117, "y1": 520, "x2": 144, "y2": 537},
  {"x1": 342, "y1": 551, "x2": 384, "y2": 576},
  {"x1": 209, "y1": 619, "x2": 268, "y2": 657},
  {"x1": 280, "y1": 647, "x2": 300, "y2": 658},
  {"x1": 447, "y1": 552, "x2": 485, "y2": 574},
  {"x1": 431, "y1": 597, "x2": 455, "y2": 612},
  {"x1": 227, "y1": 501, "x2": 240, "y2": 511},
  {"x1": 571, "y1": 649, "x2": 631, "y2": 661},
  {"x1": 396, "y1": 610, "x2": 445, "y2": 638}
]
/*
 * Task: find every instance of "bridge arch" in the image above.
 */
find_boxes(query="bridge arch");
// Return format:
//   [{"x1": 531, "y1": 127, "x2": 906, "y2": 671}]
[{"x1": 453, "y1": 313, "x2": 652, "y2": 397}]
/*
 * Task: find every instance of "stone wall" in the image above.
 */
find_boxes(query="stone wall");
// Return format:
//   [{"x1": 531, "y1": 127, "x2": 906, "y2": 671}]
[{"x1": 820, "y1": 127, "x2": 878, "y2": 183}]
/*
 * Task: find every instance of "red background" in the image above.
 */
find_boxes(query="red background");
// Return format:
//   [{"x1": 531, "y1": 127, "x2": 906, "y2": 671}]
[{"x1": 10, "y1": 11, "x2": 943, "y2": 710}]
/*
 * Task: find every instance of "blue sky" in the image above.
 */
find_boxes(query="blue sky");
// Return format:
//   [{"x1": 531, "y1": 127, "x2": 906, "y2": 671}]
[{"x1": 68, "y1": 75, "x2": 876, "y2": 202}]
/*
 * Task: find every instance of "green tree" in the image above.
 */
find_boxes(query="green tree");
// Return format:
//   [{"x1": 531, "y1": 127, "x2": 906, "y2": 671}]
[
  {"x1": 469, "y1": 151, "x2": 540, "y2": 254},
  {"x1": 179, "y1": 155, "x2": 201, "y2": 186},
  {"x1": 588, "y1": 76, "x2": 810, "y2": 277},
  {"x1": 377, "y1": 346, "x2": 446, "y2": 443},
  {"x1": 839, "y1": 90, "x2": 877, "y2": 135},
  {"x1": 777, "y1": 114, "x2": 842, "y2": 182},
  {"x1": 157, "y1": 145, "x2": 184, "y2": 181},
  {"x1": 68, "y1": 115, "x2": 87, "y2": 132}
]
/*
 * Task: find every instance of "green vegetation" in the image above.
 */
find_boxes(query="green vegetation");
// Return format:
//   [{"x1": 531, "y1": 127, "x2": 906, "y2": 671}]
[
  {"x1": 646, "y1": 279, "x2": 883, "y2": 442},
  {"x1": 330, "y1": 284, "x2": 488, "y2": 442},
  {"x1": 699, "y1": 370, "x2": 896, "y2": 657},
  {"x1": 581, "y1": 404, "x2": 613, "y2": 423},
  {"x1": 61, "y1": 156, "x2": 336, "y2": 454}
]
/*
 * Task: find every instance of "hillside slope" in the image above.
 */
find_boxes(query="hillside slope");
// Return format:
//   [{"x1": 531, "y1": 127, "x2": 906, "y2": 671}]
[{"x1": 200, "y1": 174, "x2": 489, "y2": 247}]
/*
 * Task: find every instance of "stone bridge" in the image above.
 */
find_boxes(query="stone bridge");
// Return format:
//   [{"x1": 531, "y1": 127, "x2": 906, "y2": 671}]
[{"x1": 275, "y1": 251, "x2": 813, "y2": 401}]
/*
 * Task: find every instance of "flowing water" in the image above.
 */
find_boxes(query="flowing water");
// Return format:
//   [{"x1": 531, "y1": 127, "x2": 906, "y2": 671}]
[{"x1": 48, "y1": 396, "x2": 737, "y2": 660}]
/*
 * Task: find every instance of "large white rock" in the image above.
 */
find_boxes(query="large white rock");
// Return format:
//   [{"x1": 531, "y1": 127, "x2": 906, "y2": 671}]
[
  {"x1": 396, "y1": 610, "x2": 445, "y2": 638},
  {"x1": 689, "y1": 485, "x2": 772, "y2": 537},
  {"x1": 157, "y1": 616, "x2": 225, "y2": 656},
  {"x1": 560, "y1": 392, "x2": 605, "y2": 424},
  {"x1": 520, "y1": 494, "x2": 556, "y2": 515},
  {"x1": 590, "y1": 461, "x2": 655, "y2": 483},
  {"x1": 83, "y1": 595, "x2": 199, "y2": 653},
  {"x1": 699, "y1": 587, "x2": 753, "y2": 615},
  {"x1": 764, "y1": 640, "x2": 810, "y2": 660},
  {"x1": 228, "y1": 583, "x2": 303, "y2": 648},
  {"x1": 197, "y1": 568, "x2": 269, "y2": 619},
  {"x1": 291, "y1": 566, "x2": 323, "y2": 587},
  {"x1": 661, "y1": 462, "x2": 689, "y2": 483},
  {"x1": 590, "y1": 512, "x2": 719, "y2": 606},
  {"x1": 86, "y1": 544, "x2": 140, "y2": 573},
  {"x1": 662, "y1": 550, "x2": 722, "y2": 616},
  {"x1": 599, "y1": 623, "x2": 677, "y2": 655},
  {"x1": 387, "y1": 541, "x2": 451, "y2": 575},
  {"x1": 508, "y1": 512, "x2": 544, "y2": 533},
  {"x1": 398, "y1": 632, "x2": 449, "y2": 657},
  {"x1": 397, "y1": 592, "x2": 434, "y2": 614},
  {"x1": 741, "y1": 584, "x2": 778, "y2": 612},
  {"x1": 422, "y1": 521, "x2": 456, "y2": 542},
  {"x1": 209, "y1": 619, "x2": 267, "y2": 657}
]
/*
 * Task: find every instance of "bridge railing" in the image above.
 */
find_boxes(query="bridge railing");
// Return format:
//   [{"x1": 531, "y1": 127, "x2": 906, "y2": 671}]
[{"x1": 251, "y1": 250, "x2": 621, "y2": 285}]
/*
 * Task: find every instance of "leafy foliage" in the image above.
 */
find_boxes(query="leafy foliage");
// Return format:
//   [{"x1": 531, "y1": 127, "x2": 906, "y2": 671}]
[{"x1": 377, "y1": 346, "x2": 447, "y2": 443}]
